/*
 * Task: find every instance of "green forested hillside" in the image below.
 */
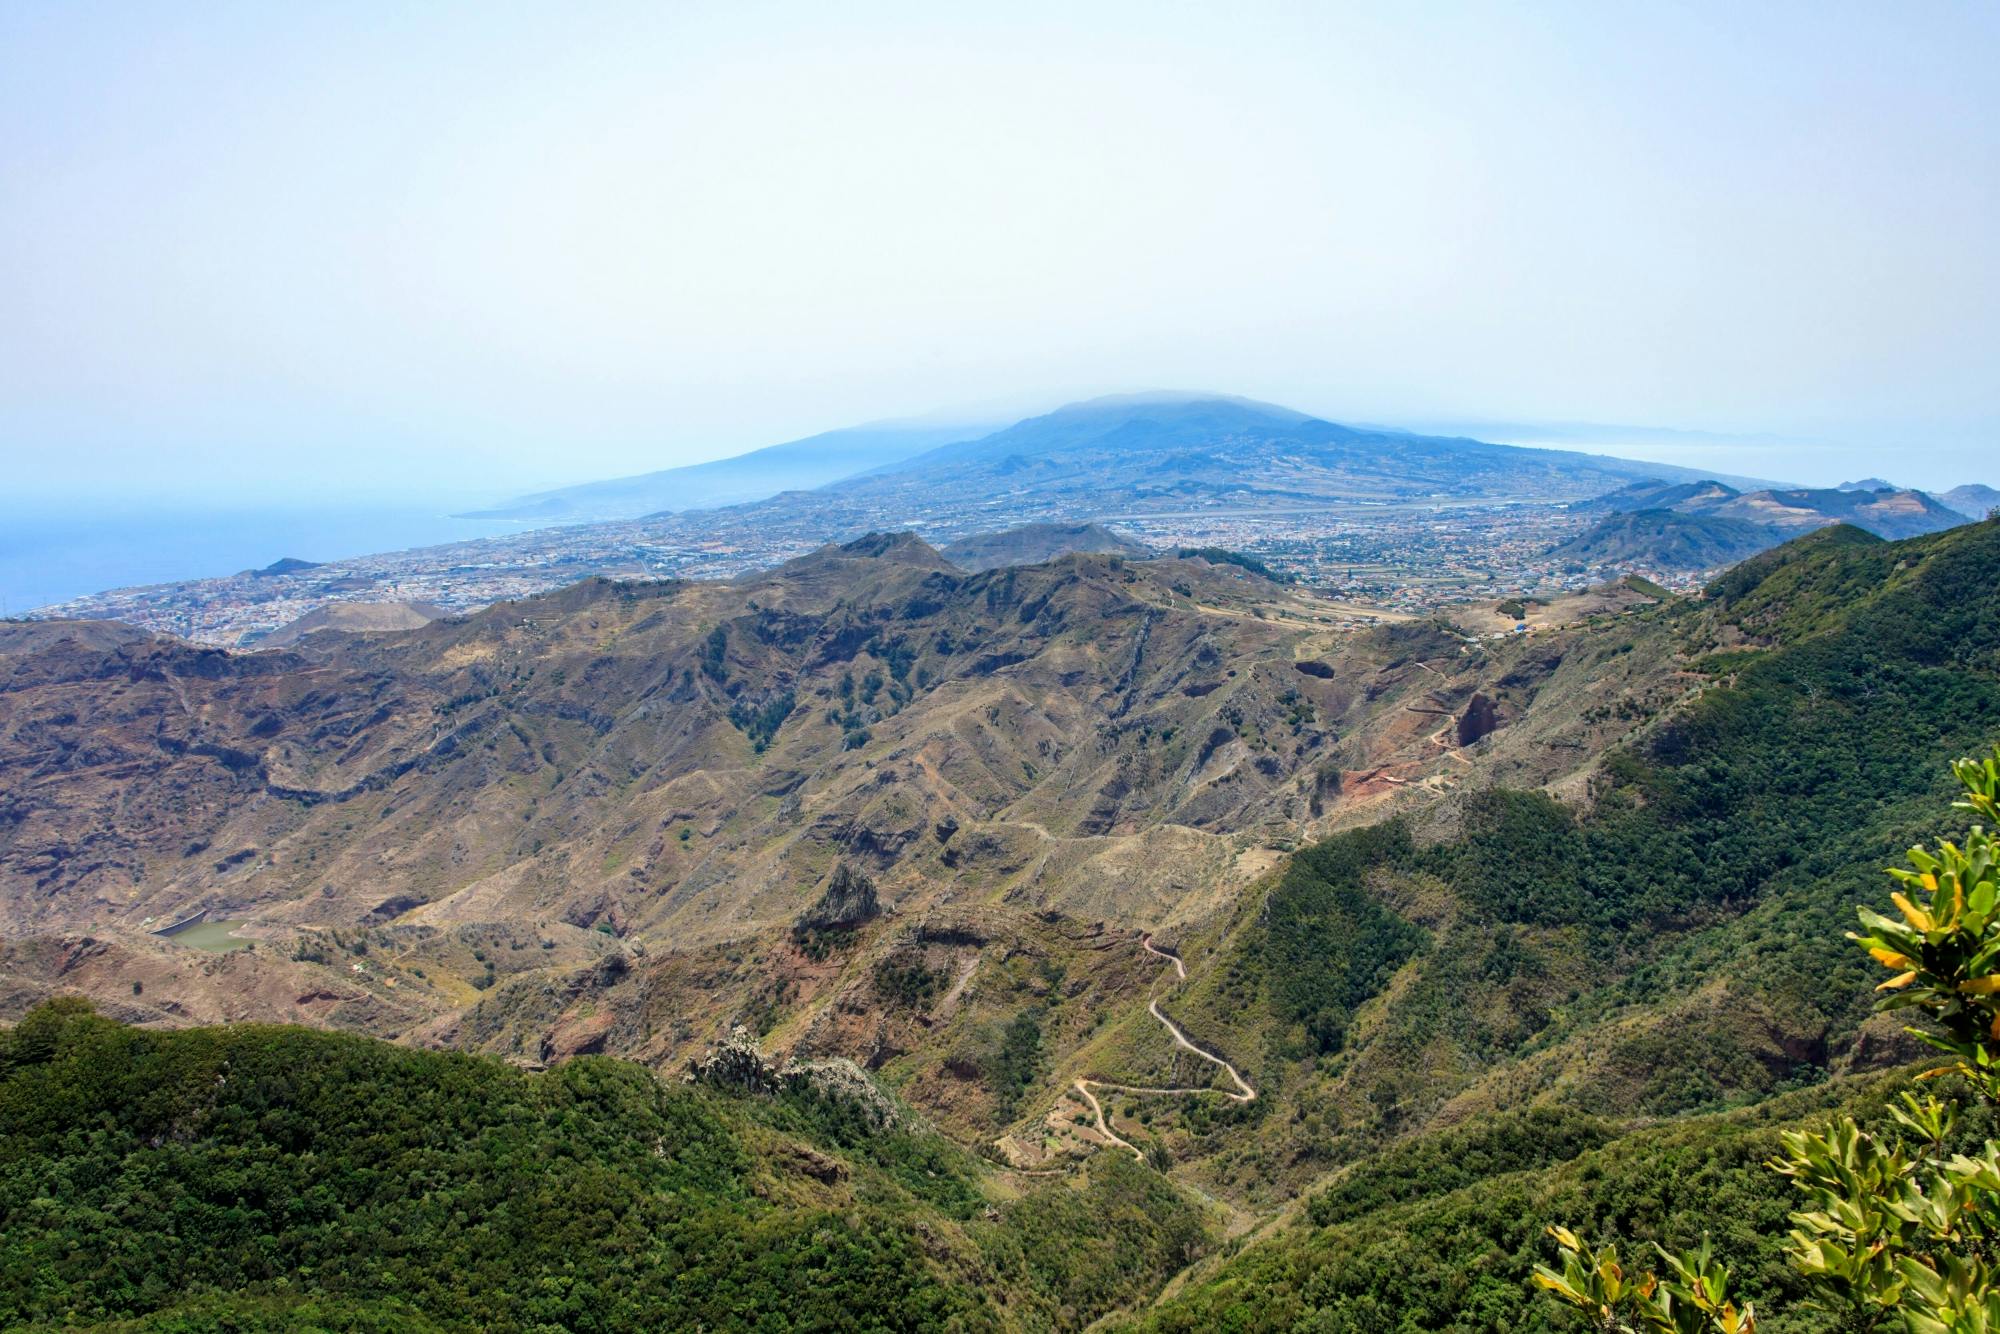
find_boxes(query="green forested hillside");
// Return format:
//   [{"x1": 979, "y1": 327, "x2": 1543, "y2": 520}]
[
  {"x1": 1124, "y1": 517, "x2": 2000, "y2": 1323},
  {"x1": 1130, "y1": 1074, "x2": 1998, "y2": 1333},
  {"x1": 1164, "y1": 517, "x2": 2000, "y2": 1152},
  {"x1": 0, "y1": 1001, "x2": 1206, "y2": 1332}
]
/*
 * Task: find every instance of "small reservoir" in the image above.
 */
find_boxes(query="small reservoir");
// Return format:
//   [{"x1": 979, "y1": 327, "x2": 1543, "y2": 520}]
[{"x1": 160, "y1": 918, "x2": 254, "y2": 952}]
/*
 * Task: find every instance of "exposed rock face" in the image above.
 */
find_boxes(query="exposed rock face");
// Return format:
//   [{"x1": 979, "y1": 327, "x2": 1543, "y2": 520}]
[
  {"x1": 1456, "y1": 693, "x2": 1501, "y2": 746},
  {"x1": 542, "y1": 1010, "x2": 615, "y2": 1061},
  {"x1": 1309, "y1": 763, "x2": 1344, "y2": 818},
  {"x1": 686, "y1": 1027, "x2": 904, "y2": 1131},
  {"x1": 685, "y1": 1026, "x2": 784, "y2": 1096},
  {"x1": 794, "y1": 864, "x2": 880, "y2": 939},
  {"x1": 785, "y1": 1058, "x2": 904, "y2": 1131}
]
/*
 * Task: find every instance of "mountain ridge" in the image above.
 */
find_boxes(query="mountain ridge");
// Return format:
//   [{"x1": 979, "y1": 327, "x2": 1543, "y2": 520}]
[
  {"x1": 1937, "y1": 482, "x2": 2000, "y2": 519},
  {"x1": 460, "y1": 417, "x2": 996, "y2": 523},
  {"x1": 795, "y1": 394, "x2": 1779, "y2": 519},
  {"x1": 1565, "y1": 474, "x2": 1971, "y2": 571},
  {"x1": 1550, "y1": 507, "x2": 1779, "y2": 572},
  {"x1": 939, "y1": 521, "x2": 1149, "y2": 572},
  {"x1": 5, "y1": 515, "x2": 2000, "y2": 1329},
  {"x1": 29, "y1": 393, "x2": 1920, "y2": 648}
]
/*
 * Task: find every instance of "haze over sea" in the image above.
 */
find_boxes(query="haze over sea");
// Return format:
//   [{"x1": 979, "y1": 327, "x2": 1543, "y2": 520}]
[{"x1": 0, "y1": 504, "x2": 535, "y2": 615}]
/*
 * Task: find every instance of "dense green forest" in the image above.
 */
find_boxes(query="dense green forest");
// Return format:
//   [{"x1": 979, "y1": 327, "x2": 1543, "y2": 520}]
[
  {"x1": 1130, "y1": 1074, "x2": 2000, "y2": 1333},
  {"x1": 0, "y1": 1002, "x2": 1205, "y2": 1332}
]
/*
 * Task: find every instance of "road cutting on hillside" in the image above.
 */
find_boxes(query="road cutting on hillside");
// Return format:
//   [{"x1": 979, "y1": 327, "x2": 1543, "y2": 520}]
[{"x1": 1073, "y1": 934, "x2": 1256, "y2": 1164}]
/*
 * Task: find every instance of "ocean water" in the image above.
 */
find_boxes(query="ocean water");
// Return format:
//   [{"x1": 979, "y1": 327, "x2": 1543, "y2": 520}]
[{"x1": 0, "y1": 504, "x2": 541, "y2": 614}]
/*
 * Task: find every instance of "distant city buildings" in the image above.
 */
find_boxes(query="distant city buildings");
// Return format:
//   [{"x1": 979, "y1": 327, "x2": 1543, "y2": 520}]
[{"x1": 30, "y1": 495, "x2": 1709, "y2": 646}]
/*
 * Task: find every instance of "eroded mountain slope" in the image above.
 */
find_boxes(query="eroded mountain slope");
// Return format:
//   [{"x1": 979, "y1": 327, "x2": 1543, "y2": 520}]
[
  {"x1": 1067, "y1": 518, "x2": 2000, "y2": 1217},
  {"x1": 0, "y1": 536, "x2": 1676, "y2": 1128}
]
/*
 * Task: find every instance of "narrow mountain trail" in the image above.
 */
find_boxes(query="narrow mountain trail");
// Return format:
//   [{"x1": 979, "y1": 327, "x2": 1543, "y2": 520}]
[
  {"x1": 934, "y1": 954, "x2": 981, "y2": 1014},
  {"x1": 1073, "y1": 934, "x2": 1255, "y2": 1164},
  {"x1": 1141, "y1": 933, "x2": 1187, "y2": 980}
]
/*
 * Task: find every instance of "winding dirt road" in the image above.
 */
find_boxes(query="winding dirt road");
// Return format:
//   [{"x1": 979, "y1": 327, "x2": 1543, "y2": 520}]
[
  {"x1": 1073, "y1": 934, "x2": 1256, "y2": 1163},
  {"x1": 1141, "y1": 934, "x2": 1187, "y2": 980}
]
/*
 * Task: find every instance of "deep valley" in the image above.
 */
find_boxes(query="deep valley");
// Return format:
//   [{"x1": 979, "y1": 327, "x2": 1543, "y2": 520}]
[{"x1": 5, "y1": 507, "x2": 2000, "y2": 1327}]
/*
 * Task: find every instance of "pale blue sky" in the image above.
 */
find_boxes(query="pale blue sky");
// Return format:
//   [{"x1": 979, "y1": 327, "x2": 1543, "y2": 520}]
[{"x1": 3, "y1": 1, "x2": 1995, "y2": 503}]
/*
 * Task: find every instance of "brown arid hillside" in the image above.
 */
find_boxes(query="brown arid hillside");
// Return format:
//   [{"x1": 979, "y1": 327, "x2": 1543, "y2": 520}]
[
  {"x1": 253, "y1": 598, "x2": 452, "y2": 647},
  {"x1": 940, "y1": 521, "x2": 1150, "y2": 572},
  {"x1": 0, "y1": 534, "x2": 1679, "y2": 1150}
]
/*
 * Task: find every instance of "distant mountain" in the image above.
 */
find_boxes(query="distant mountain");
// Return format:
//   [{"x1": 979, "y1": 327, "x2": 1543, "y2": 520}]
[
  {"x1": 1935, "y1": 483, "x2": 2000, "y2": 520},
  {"x1": 242, "y1": 557, "x2": 322, "y2": 578},
  {"x1": 776, "y1": 393, "x2": 1760, "y2": 524},
  {"x1": 1551, "y1": 509, "x2": 1779, "y2": 572},
  {"x1": 1586, "y1": 477, "x2": 1967, "y2": 541},
  {"x1": 254, "y1": 599, "x2": 452, "y2": 647},
  {"x1": 1707, "y1": 486, "x2": 1966, "y2": 539},
  {"x1": 1581, "y1": 479, "x2": 1744, "y2": 514},
  {"x1": 36, "y1": 391, "x2": 1937, "y2": 645},
  {"x1": 1384, "y1": 416, "x2": 1792, "y2": 491},
  {"x1": 1837, "y1": 477, "x2": 1896, "y2": 491},
  {"x1": 460, "y1": 418, "x2": 995, "y2": 523},
  {"x1": 939, "y1": 521, "x2": 1147, "y2": 572}
]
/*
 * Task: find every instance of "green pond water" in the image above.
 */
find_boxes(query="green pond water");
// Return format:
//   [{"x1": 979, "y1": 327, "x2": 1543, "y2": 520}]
[{"x1": 162, "y1": 918, "x2": 253, "y2": 952}]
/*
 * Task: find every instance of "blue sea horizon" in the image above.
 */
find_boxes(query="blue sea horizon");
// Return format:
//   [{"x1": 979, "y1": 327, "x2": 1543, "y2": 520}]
[{"x1": 0, "y1": 502, "x2": 547, "y2": 616}]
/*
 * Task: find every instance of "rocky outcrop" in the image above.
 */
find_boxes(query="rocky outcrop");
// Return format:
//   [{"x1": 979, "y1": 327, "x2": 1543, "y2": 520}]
[
  {"x1": 685, "y1": 1026, "x2": 783, "y2": 1095},
  {"x1": 793, "y1": 864, "x2": 880, "y2": 940},
  {"x1": 1456, "y1": 693, "x2": 1501, "y2": 746},
  {"x1": 685, "y1": 1026, "x2": 904, "y2": 1131}
]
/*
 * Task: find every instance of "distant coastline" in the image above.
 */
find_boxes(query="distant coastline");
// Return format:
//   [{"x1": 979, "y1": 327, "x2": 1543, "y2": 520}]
[{"x1": 0, "y1": 503, "x2": 542, "y2": 615}]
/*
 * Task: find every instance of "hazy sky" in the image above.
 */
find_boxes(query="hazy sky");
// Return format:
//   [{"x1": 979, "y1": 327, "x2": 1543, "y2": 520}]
[{"x1": 4, "y1": 1, "x2": 1996, "y2": 503}]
